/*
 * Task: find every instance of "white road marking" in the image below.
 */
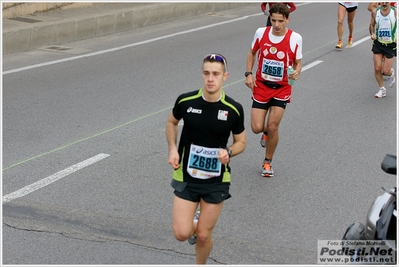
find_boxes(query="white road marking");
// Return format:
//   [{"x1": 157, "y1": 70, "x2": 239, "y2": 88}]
[
  {"x1": 350, "y1": 36, "x2": 372, "y2": 48},
  {"x1": 302, "y1": 60, "x2": 323, "y2": 71},
  {"x1": 2, "y1": 153, "x2": 110, "y2": 203}
]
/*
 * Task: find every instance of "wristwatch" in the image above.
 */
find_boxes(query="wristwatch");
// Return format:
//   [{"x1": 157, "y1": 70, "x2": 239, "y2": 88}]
[
  {"x1": 245, "y1": 71, "x2": 253, "y2": 77},
  {"x1": 225, "y1": 147, "x2": 232, "y2": 158}
]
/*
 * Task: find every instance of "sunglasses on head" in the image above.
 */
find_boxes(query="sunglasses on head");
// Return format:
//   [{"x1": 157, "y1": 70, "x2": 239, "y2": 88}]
[{"x1": 203, "y1": 54, "x2": 227, "y2": 69}]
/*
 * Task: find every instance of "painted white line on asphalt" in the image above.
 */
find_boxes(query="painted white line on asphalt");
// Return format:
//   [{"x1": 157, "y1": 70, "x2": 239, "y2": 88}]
[
  {"x1": 350, "y1": 36, "x2": 371, "y2": 48},
  {"x1": 302, "y1": 60, "x2": 323, "y2": 71},
  {"x1": 2, "y1": 153, "x2": 110, "y2": 203}
]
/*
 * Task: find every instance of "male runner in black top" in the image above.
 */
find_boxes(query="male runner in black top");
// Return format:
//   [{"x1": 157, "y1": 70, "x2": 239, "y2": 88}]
[{"x1": 166, "y1": 53, "x2": 246, "y2": 264}]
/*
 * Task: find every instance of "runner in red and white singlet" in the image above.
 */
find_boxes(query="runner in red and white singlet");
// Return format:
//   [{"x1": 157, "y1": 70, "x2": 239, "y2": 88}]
[{"x1": 245, "y1": 3, "x2": 302, "y2": 178}]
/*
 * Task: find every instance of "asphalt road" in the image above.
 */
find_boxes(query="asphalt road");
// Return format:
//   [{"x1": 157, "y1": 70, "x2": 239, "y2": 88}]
[{"x1": 2, "y1": 3, "x2": 397, "y2": 265}]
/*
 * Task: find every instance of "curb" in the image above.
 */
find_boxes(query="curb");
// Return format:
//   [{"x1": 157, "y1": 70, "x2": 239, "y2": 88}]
[{"x1": 3, "y1": 3, "x2": 248, "y2": 54}]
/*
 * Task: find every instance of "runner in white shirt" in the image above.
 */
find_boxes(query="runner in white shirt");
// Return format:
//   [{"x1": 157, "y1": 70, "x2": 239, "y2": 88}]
[
  {"x1": 369, "y1": 2, "x2": 397, "y2": 98},
  {"x1": 336, "y1": 2, "x2": 359, "y2": 48}
]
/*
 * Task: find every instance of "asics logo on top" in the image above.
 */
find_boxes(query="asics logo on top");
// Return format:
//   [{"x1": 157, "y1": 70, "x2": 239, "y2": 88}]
[
  {"x1": 195, "y1": 148, "x2": 218, "y2": 156},
  {"x1": 265, "y1": 60, "x2": 280, "y2": 66},
  {"x1": 187, "y1": 107, "x2": 202, "y2": 114}
]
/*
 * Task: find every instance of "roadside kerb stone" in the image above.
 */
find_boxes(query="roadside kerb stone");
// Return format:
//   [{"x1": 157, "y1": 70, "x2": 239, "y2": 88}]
[{"x1": 3, "y1": 3, "x2": 247, "y2": 54}]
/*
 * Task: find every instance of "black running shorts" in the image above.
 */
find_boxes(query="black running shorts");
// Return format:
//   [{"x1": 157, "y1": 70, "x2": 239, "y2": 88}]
[
  {"x1": 173, "y1": 182, "x2": 231, "y2": 204},
  {"x1": 339, "y1": 3, "x2": 357, "y2": 13},
  {"x1": 252, "y1": 98, "x2": 287, "y2": 110},
  {"x1": 372, "y1": 40, "x2": 397, "y2": 59}
]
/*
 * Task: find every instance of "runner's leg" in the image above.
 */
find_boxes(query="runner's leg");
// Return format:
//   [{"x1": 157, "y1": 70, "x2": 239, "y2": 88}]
[
  {"x1": 251, "y1": 107, "x2": 268, "y2": 134},
  {"x1": 265, "y1": 106, "x2": 285, "y2": 160},
  {"x1": 172, "y1": 196, "x2": 199, "y2": 241},
  {"x1": 347, "y1": 9, "x2": 356, "y2": 37},
  {"x1": 337, "y1": 4, "x2": 346, "y2": 42},
  {"x1": 195, "y1": 199, "x2": 224, "y2": 264},
  {"x1": 373, "y1": 53, "x2": 384, "y2": 87},
  {"x1": 382, "y1": 56, "x2": 394, "y2": 77}
]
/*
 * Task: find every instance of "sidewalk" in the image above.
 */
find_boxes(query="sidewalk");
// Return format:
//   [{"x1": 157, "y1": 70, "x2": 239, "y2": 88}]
[{"x1": 2, "y1": 3, "x2": 247, "y2": 55}]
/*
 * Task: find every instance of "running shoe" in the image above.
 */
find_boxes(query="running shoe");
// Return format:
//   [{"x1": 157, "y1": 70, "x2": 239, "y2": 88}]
[
  {"x1": 262, "y1": 160, "x2": 274, "y2": 177},
  {"x1": 187, "y1": 233, "x2": 197, "y2": 245},
  {"x1": 389, "y1": 68, "x2": 395, "y2": 88},
  {"x1": 193, "y1": 208, "x2": 200, "y2": 222},
  {"x1": 260, "y1": 132, "x2": 268, "y2": 148},
  {"x1": 187, "y1": 208, "x2": 200, "y2": 245},
  {"x1": 335, "y1": 41, "x2": 343, "y2": 49},
  {"x1": 375, "y1": 88, "x2": 386, "y2": 98},
  {"x1": 348, "y1": 37, "x2": 353, "y2": 47}
]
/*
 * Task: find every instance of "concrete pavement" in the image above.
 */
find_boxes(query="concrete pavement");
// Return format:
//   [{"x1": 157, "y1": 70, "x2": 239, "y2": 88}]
[{"x1": 2, "y1": 2, "x2": 248, "y2": 55}]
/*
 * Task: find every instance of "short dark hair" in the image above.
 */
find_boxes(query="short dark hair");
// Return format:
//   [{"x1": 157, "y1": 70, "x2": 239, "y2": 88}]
[
  {"x1": 269, "y1": 3, "x2": 290, "y2": 19},
  {"x1": 203, "y1": 53, "x2": 227, "y2": 72}
]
